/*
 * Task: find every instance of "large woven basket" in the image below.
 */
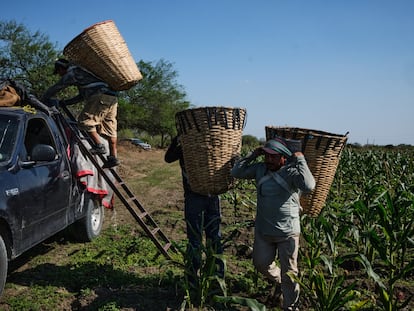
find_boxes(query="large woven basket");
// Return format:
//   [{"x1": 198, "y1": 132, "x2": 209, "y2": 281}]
[
  {"x1": 63, "y1": 20, "x2": 142, "y2": 91},
  {"x1": 265, "y1": 126, "x2": 348, "y2": 217},
  {"x1": 176, "y1": 107, "x2": 247, "y2": 195}
]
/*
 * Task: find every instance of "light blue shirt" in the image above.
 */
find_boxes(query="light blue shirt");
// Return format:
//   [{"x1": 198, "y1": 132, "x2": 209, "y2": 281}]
[{"x1": 231, "y1": 153, "x2": 315, "y2": 237}]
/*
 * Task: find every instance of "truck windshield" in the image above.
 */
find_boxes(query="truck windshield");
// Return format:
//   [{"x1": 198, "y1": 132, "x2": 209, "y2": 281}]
[{"x1": 0, "y1": 115, "x2": 18, "y2": 163}]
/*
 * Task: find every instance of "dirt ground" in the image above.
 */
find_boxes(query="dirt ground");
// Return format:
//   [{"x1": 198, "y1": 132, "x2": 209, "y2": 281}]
[{"x1": 108, "y1": 142, "x2": 188, "y2": 240}]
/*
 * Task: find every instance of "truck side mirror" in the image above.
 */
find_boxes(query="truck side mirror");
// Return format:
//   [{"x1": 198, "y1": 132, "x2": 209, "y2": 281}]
[{"x1": 30, "y1": 144, "x2": 57, "y2": 162}]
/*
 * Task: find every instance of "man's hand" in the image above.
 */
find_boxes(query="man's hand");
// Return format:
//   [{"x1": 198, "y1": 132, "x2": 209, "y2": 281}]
[{"x1": 293, "y1": 151, "x2": 304, "y2": 157}]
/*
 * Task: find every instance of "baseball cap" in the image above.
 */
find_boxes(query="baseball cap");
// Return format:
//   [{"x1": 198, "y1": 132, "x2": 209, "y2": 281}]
[{"x1": 262, "y1": 137, "x2": 292, "y2": 157}]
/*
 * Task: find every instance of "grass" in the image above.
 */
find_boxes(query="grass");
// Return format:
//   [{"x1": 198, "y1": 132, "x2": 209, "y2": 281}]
[{"x1": 4, "y1": 224, "x2": 184, "y2": 310}]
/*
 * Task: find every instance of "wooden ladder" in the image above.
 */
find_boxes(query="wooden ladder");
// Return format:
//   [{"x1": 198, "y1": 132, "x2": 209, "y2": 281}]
[{"x1": 59, "y1": 106, "x2": 176, "y2": 260}]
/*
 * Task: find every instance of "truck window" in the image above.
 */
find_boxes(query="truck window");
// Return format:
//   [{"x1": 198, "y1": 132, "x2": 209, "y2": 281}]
[
  {"x1": 24, "y1": 118, "x2": 57, "y2": 160},
  {"x1": 0, "y1": 116, "x2": 18, "y2": 163}
]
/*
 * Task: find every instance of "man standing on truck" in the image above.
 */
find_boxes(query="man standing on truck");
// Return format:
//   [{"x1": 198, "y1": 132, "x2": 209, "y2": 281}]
[{"x1": 42, "y1": 58, "x2": 119, "y2": 168}]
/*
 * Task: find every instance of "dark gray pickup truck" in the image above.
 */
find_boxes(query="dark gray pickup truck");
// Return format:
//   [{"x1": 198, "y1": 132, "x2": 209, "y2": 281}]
[{"x1": 0, "y1": 103, "x2": 106, "y2": 296}]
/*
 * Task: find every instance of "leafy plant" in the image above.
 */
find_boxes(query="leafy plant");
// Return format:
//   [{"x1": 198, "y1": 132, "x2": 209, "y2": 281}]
[
  {"x1": 363, "y1": 190, "x2": 414, "y2": 310},
  {"x1": 291, "y1": 268, "x2": 362, "y2": 311},
  {"x1": 300, "y1": 214, "x2": 368, "y2": 310},
  {"x1": 169, "y1": 238, "x2": 227, "y2": 309}
]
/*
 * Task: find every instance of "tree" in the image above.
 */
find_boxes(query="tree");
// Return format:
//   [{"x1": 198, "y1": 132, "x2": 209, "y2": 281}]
[
  {"x1": 0, "y1": 20, "x2": 60, "y2": 98},
  {"x1": 242, "y1": 134, "x2": 260, "y2": 147},
  {"x1": 119, "y1": 59, "x2": 190, "y2": 147}
]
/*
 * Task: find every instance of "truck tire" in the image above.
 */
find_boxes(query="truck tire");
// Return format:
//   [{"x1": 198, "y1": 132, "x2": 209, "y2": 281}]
[
  {"x1": 73, "y1": 195, "x2": 104, "y2": 242},
  {"x1": 0, "y1": 235, "x2": 8, "y2": 297}
]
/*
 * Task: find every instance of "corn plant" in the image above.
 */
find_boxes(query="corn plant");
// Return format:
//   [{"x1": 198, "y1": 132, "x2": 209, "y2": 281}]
[
  {"x1": 222, "y1": 178, "x2": 257, "y2": 219},
  {"x1": 170, "y1": 239, "x2": 227, "y2": 310},
  {"x1": 300, "y1": 214, "x2": 369, "y2": 310},
  {"x1": 291, "y1": 268, "x2": 361, "y2": 311},
  {"x1": 326, "y1": 147, "x2": 414, "y2": 310},
  {"x1": 362, "y1": 190, "x2": 414, "y2": 310}
]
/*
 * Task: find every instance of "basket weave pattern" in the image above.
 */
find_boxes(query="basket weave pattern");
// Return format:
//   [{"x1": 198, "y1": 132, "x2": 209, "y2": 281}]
[
  {"x1": 176, "y1": 107, "x2": 246, "y2": 195},
  {"x1": 266, "y1": 126, "x2": 348, "y2": 217},
  {"x1": 64, "y1": 20, "x2": 142, "y2": 91}
]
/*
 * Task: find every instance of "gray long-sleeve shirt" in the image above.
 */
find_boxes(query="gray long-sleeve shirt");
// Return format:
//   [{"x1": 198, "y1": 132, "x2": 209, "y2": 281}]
[{"x1": 231, "y1": 153, "x2": 315, "y2": 237}]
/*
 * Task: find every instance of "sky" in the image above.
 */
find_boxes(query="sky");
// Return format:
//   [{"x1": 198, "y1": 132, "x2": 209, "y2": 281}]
[{"x1": 3, "y1": 0, "x2": 414, "y2": 145}]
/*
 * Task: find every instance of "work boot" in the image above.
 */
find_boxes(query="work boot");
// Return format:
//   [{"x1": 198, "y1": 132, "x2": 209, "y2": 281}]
[
  {"x1": 90, "y1": 143, "x2": 106, "y2": 155},
  {"x1": 103, "y1": 155, "x2": 120, "y2": 168}
]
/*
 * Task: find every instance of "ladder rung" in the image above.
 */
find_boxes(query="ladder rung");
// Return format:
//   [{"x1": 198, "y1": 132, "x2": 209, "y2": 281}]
[
  {"x1": 127, "y1": 196, "x2": 137, "y2": 204},
  {"x1": 151, "y1": 227, "x2": 160, "y2": 235},
  {"x1": 138, "y1": 211, "x2": 148, "y2": 219},
  {"x1": 163, "y1": 242, "x2": 171, "y2": 252}
]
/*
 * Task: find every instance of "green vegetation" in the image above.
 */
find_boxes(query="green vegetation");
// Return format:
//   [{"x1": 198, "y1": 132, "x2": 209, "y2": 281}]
[{"x1": 1, "y1": 146, "x2": 413, "y2": 310}]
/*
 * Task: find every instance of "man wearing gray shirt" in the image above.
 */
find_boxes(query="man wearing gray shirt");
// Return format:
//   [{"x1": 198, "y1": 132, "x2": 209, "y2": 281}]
[{"x1": 231, "y1": 137, "x2": 315, "y2": 311}]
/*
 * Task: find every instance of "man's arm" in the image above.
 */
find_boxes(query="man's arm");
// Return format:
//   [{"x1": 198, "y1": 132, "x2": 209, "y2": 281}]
[
  {"x1": 231, "y1": 148, "x2": 261, "y2": 179},
  {"x1": 164, "y1": 136, "x2": 181, "y2": 163}
]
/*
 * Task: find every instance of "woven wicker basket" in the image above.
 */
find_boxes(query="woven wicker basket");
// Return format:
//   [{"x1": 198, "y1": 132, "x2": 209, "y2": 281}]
[
  {"x1": 176, "y1": 107, "x2": 247, "y2": 195},
  {"x1": 265, "y1": 126, "x2": 348, "y2": 217},
  {"x1": 63, "y1": 20, "x2": 142, "y2": 91}
]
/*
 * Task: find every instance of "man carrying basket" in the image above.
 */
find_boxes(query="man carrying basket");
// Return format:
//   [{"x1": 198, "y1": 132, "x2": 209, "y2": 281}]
[
  {"x1": 42, "y1": 58, "x2": 120, "y2": 168},
  {"x1": 231, "y1": 136, "x2": 315, "y2": 310},
  {"x1": 165, "y1": 135, "x2": 224, "y2": 284}
]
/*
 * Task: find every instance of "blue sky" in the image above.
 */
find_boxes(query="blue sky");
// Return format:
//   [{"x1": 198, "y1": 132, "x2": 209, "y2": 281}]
[{"x1": 3, "y1": 0, "x2": 414, "y2": 145}]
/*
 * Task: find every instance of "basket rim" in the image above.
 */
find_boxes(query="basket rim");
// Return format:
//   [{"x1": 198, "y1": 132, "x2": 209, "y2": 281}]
[
  {"x1": 176, "y1": 106, "x2": 247, "y2": 114},
  {"x1": 176, "y1": 106, "x2": 247, "y2": 134},
  {"x1": 64, "y1": 20, "x2": 116, "y2": 53},
  {"x1": 266, "y1": 125, "x2": 349, "y2": 139},
  {"x1": 82, "y1": 20, "x2": 113, "y2": 33}
]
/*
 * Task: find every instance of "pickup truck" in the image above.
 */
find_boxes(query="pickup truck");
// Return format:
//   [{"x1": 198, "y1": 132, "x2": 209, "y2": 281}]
[{"x1": 0, "y1": 99, "x2": 106, "y2": 297}]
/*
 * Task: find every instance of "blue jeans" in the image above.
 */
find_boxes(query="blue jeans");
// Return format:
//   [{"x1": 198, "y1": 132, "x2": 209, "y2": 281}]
[{"x1": 184, "y1": 192, "x2": 223, "y2": 277}]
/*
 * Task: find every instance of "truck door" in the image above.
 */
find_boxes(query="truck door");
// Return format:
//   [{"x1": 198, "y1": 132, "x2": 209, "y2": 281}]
[{"x1": 17, "y1": 117, "x2": 72, "y2": 249}]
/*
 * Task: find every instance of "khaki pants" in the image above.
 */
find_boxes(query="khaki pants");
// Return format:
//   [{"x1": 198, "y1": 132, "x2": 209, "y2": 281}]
[
  {"x1": 78, "y1": 93, "x2": 118, "y2": 138},
  {"x1": 252, "y1": 227, "x2": 300, "y2": 310}
]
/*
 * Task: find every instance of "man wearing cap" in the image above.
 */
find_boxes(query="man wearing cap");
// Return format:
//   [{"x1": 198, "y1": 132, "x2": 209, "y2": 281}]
[
  {"x1": 42, "y1": 58, "x2": 120, "y2": 168},
  {"x1": 231, "y1": 137, "x2": 315, "y2": 311}
]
